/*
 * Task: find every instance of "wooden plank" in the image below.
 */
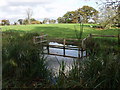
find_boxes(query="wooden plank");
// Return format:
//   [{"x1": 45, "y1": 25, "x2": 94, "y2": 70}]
[
  {"x1": 47, "y1": 45, "x2": 49, "y2": 54},
  {"x1": 63, "y1": 39, "x2": 66, "y2": 56},
  {"x1": 34, "y1": 40, "x2": 48, "y2": 44},
  {"x1": 48, "y1": 53, "x2": 78, "y2": 58},
  {"x1": 35, "y1": 34, "x2": 48, "y2": 38},
  {"x1": 91, "y1": 34, "x2": 118, "y2": 37},
  {"x1": 46, "y1": 45, "x2": 79, "y2": 48},
  {"x1": 43, "y1": 53, "x2": 88, "y2": 59}
]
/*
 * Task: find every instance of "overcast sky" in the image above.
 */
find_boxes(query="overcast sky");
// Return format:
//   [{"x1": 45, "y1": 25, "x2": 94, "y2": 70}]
[{"x1": 0, "y1": 0, "x2": 100, "y2": 23}]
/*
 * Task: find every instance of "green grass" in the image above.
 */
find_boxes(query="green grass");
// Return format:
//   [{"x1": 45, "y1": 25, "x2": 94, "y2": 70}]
[{"x1": 1, "y1": 24, "x2": 119, "y2": 39}]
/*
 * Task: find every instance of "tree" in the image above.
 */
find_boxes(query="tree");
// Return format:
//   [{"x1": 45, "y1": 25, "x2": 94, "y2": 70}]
[
  {"x1": 43, "y1": 18, "x2": 50, "y2": 24},
  {"x1": 57, "y1": 17, "x2": 65, "y2": 23},
  {"x1": 96, "y1": 0, "x2": 120, "y2": 27},
  {"x1": 49, "y1": 19, "x2": 56, "y2": 24},
  {"x1": 26, "y1": 8, "x2": 33, "y2": 24},
  {"x1": 78, "y1": 6, "x2": 99, "y2": 23},
  {"x1": 30, "y1": 18, "x2": 36, "y2": 22},
  {"x1": 63, "y1": 11, "x2": 75, "y2": 23},
  {"x1": 18, "y1": 19, "x2": 24, "y2": 25},
  {"x1": 1, "y1": 20, "x2": 10, "y2": 25},
  {"x1": 97, "y1": 6, "x2": 117, "y2": 28},
  {"x1": 57, "y1": 6, "x2": 99, "y2": 23}
]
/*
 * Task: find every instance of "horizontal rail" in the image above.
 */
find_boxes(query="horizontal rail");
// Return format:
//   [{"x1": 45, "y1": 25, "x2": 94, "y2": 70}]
[
  {"x1": 44, "y1": 45, "x2": 85, "y2": 50},
  {"x1": 44, "y1": 53, "x2": 87, "y2": 59},
  {"x1": 48, "y1": 38, "x2": 82, "y2": 41},
  {"x1": 91, "y1": 34, "x2": 118, "y2": 37},
  {"x1": 35, "y1": 34, "x2": 48, "y2": 38},
  {"x1": 35, "y1": 40, "x2": 48, "y2": 44},
  {"x1": 48, "y1": 45, "x2": 79, "y2": 48}
]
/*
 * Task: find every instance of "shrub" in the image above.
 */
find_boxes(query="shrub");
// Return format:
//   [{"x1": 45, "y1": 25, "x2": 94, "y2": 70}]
[
  {"x1": 2, "y1": 31, "x2": 50, "y2": 88},
  {"x1": 31, "y1": 21, "x2": 42, "y2": 24}
]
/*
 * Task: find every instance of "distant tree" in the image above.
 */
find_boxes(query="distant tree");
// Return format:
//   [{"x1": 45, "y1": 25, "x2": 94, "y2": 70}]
[
  {"x1": 26, "y1": 8, "x2": 33, "y2": 24},
  {"x1": 23, "y1": 19, "x2": 28, "y2": 25},
  {"x1": 63, "y1": 11, "x2": 75, "y2": 23},
  {"x1": 57, "y1": 6, "x2": 99, "y2": 23},
  {"x1": 49, "y1": 19, "x2": 56, "y2": 24},
  {"x1": 97, "y1": 6, "x2": 117, "y2": 28},
  {"x1": 78, "y1": 6, "x2": 99, "y2": 23},
  {"x1": 1, "y1": 20, "x2": 10, "y2": 25},
  {"x1": 18, "y1": 19, "x2": 24, "y2": 25},
  {"x1": 14, "y1": 22, "x2": 18, "y2": 25},
  {"x1": 43, "y1": 18, "x2": 50, "y2": 24},
  {"x1": 96, "y1": 0, "x2": 120, "y2": 28},
  {"x1": 30, "y1": 18, "x2": 36, "y2": 22},
  {"x1": 57, "y1": 17, "x2": 64, "y2": 23}
]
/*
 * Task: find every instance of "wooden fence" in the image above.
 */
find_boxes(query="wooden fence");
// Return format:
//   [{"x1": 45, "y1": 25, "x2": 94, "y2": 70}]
[
  {"x1": 33, "y1": 33, "x2": 120, "y2": 58},
  {"x1": 89, "y1": 34, "x2": 120, "y2": 38},
  {"x1": 89, "y1": 34, "x2": 120, "y2": 45},
  {"x1": 33, "y1": 34, "x2": 87, "y2": 59}
]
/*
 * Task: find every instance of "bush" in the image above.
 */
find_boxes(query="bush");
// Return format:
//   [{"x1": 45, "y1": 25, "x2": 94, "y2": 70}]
[
  {"x1": 31, "y1": 21, "x2": 42, "y2": 24},
  {"x1": 2, "y1": 31, "x2": 50, "y2": 88}
]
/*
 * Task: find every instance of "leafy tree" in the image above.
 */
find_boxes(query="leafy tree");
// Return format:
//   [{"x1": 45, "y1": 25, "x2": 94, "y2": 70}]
[
  {"x1": 57, "y1": 17, "x2": 65, "y2": 23},
  {"x1": 1, "y1": 20, "x2": 10, "y2": 25},
  {"x1": 63, "y1": 11, "x2": 75, "y2": 23},
  {"x1": 57, "y1": 6, "x2": 99, "y2": 23},
  {"x1": 49, "y1": 19, "x2": 56, "y2": 24},
  {"x1": 43, "y1": 18, "x2": 50, "y2": 24},
  {"x1": 78, "y1": 6, "x2": 99, "y2": 23},
  {"x1": 30, "y1": 18, "x2": 36, "y2": 22}
]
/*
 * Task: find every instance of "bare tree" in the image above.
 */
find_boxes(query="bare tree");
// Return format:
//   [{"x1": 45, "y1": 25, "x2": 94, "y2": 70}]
[
  {"x1": 26, "y1": 8, "x2": 33, "y2": 24},
  {"x1": 97, "y1": 0, "x2": 120, "y2": 27}
]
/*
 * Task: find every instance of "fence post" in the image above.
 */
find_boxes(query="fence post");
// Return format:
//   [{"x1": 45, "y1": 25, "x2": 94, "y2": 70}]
[
  {"x1": 63, "y1": 39, "x2": 66, "y2": 56},
  {"x1": 81, "y1": 48, "x2": 83, "y2": 58},
  {"x1": 89, "y1": 33, "x2": 92, "y2": 38},
  {"x1": 47, "y1": 44, "x2": 49, "y2": 54},
  {"x1": 118, "y1": 34, "x2": 120, "y2": 46},
  {"x1": 33, "y1": 36, "x2": 36, "y2": 44},
  {"x1": 46, "y1": 35, "x2": 49, "y2": 54},
  {"x1": 78, "y1": 47, "x2": 80, "y2": 58}
]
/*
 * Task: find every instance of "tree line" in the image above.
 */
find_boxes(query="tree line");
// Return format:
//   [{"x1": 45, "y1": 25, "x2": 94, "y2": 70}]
[
  {"x1": 57, "y1": 6, "x2": 99, "y2": 24},
  {"x1": 0, "y1": 3, "x2": 119, "y2": 28},
  {"x1": 0, "y1": 18, "x2": 57, "y2": 25}
]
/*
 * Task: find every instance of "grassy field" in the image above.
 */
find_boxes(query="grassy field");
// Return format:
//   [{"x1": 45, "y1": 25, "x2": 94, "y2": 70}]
[{"x1": 1, "y1": 24, "x2": 119, "y2": 39}]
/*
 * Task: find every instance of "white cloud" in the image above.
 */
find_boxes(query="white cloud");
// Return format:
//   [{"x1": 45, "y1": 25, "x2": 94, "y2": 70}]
[
  {"x1": 0, "y1": 0, "x2": 99, "y2": 23},
  {"x1": 0, "y1": 0, "x2": 8, "y2": 7}
]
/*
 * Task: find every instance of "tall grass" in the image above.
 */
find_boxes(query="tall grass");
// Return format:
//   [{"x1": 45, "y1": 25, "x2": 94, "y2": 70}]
[
  {"x1": 54, "y1": 50, "x2": 120, "y2": 88},
  {"x1": 2, "y1": 28, "x2": 120, "y2": 88},
  {"x1": 54, "y1": 24, "x2": 120, "y2": 88},
  {"x1": 2, "y1": 30, "x2": 51, "y2": 88}
]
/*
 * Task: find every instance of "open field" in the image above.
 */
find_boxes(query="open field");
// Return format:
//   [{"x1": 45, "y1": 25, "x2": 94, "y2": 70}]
[{"x1": 1, "y1": 24, "x2": 119, "y2": 39}]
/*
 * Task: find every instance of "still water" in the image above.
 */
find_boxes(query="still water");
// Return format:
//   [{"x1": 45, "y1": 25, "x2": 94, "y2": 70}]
[{"x1": 44, "y1": 42, "x2": 86, "y2": 76}]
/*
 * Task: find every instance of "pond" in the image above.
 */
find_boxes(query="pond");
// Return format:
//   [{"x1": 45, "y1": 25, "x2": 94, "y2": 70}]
[{"x1": 44, "y1": 42, "x2": 87, "y2": 76}]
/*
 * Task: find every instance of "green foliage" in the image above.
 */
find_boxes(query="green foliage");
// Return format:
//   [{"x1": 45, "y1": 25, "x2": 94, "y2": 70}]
[
  {"x1": 68, "y1": 52, "x2": 120, "y2": 88},
  {"x1": 55, "y1": 38, "x2": 120, "y2": 88},
  {"x1": 2, "y1": 31, "x2": 50, "y2": 88},
  {"x1": 57, "y1": 5, "x2": 99, "y2": 23},
  {"x1": 1, "y1": 20, "x2": 10, "y2": 25}
]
